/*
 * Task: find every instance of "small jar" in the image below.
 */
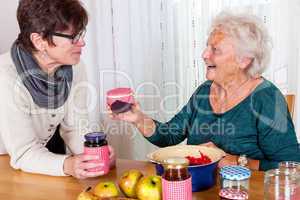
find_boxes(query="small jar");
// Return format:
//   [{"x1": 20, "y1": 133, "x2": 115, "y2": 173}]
[
  {"x1": 106, "y1": 88, "x2": 135, "y2": 114},
  {"x1": 83, "y1": 132, "x2": 110, "y2": 174},
  {"x1": 162, "y1": 157, "x2": 192, "y2": 200},
  {"x1": 264, "y1": 162, "x2": 300, "y2": 200},
  {"x1": 219, "y1": 166, "x2": 251, "y2": 200}
]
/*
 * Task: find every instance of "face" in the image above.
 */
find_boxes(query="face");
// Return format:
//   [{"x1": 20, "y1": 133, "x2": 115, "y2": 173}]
[
  {"x1": 45, "y1": 29, "x2": 85, "y2": 66},
  {"x1": 202, "y1": 29, "x2": 243, "y2": 84}
]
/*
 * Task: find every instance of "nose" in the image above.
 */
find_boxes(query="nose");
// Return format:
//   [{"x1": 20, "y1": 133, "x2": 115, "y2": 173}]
[
  {"x1": 202, "y1": 47, "x2": 211, "y2": 60},
  {"x1": 75, "y1": 37, "x2": 86, "y2": 47}
]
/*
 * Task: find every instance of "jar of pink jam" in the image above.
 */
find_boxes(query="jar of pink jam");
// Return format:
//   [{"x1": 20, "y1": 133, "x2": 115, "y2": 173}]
[{"x1": 83, "y1": 132, "x2": 110, "y2": 174}]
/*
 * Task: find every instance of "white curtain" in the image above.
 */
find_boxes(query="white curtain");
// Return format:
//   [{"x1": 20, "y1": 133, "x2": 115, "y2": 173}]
[{"x1": 82, "y1": 0, "x2": 300, "y2": 160}]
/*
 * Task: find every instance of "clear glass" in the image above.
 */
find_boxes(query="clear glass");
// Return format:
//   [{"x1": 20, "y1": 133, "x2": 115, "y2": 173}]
[
  {"x1": 264, "y1": 162, "x2": 300, "y2": 200},
  {"x1": 220, "y1": 176, "x2": 249, "y2": 200},
  {"x1": 279, "y1": 161, "x2": 300, "y2": 172},
  {"x1": 221, "y1": 178, "x2": 249, "y2": 191}
]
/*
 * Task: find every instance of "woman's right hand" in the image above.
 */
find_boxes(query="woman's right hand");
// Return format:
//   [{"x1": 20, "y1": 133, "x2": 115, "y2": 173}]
[
  {"x1": 107, "y1": 102, "x2": 156, "y2": 137},
  {"x1": 63, "y1": 154, "x2": 105, "y2": 179}
]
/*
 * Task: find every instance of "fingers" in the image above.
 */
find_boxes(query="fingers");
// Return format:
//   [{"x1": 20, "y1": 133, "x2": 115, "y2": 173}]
[
  {"x1": 81, "y1": 170, "x2": 105, "y2": 178},
  {"x1": 79, "y1": 161, "x2": 104, "y2": 170},
  {"x1": 108, "y1": 145, "x2": 115, "y2": 158},
  {"x1": 75, "y1": 168, "x2": 105, "y2": 179},
  {"x1": 132, "y1": 101, "x2": 141, "y2": 111},
  {"x1": 79, "y1": 154, "x2": 100, "y2": 162},
  {"x1": 200, "y1": 142, "x2": 217, "y2": 148},
  {"x1": 108, "y1": 145, "x2": 116, "y2": 169}
]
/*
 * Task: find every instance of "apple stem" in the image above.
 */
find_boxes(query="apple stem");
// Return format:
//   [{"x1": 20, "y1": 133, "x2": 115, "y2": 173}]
[{"x1": 85, "y1": 186, "x2": 92, "y2": 192}]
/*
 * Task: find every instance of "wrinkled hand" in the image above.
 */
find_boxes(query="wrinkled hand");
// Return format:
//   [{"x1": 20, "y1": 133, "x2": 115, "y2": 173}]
[
  {"x1": 64, "y1": 145, "x2": 116, "y2": 179},
  {"x1": 218, "y1": 154, "x2": 238, "y2": 168},
  {"x1": 199, "y1": 142, "x2": 237, "y2": 168},
  {"x1": 107, "y1": 102, "x2": 144, "y2": 125},
  {"x1": 199, "y1": 142, "x2": 218, "y2": 148}
]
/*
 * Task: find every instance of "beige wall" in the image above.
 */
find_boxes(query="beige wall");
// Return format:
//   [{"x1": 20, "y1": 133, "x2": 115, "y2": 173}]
[{"x1": 0, "y1": 0, "x2": 19, "y2": 54}]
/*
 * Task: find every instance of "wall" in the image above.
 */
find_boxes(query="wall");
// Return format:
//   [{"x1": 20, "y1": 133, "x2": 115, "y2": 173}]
[{"x1": 0, "y1": 0, "x2": 19, "y2": 54}]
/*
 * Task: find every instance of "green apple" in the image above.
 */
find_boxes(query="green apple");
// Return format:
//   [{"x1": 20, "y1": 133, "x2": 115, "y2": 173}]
[
  {"x1": 77, "y1": 187, "x2": 98, "y2": 200},
  {"x1": 118, "y1": 169, "x2": 143, "y2": 198},
  {"x1": 94, "y1": 181, "x2": 119, "y2": 198},
  {"x1": 136, "y1": 175, "x2": 162, "y2": 200}
]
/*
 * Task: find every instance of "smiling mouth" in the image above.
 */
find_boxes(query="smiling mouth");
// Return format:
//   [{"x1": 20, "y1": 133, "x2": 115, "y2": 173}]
[{"x1": 207, "y1": 65, "x2": 216, "y2": 69}]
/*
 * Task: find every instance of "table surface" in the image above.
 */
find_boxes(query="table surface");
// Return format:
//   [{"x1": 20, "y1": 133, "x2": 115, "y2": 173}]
[{"x1": 0, "y1": 155, "x2": 264, "y2": 200}]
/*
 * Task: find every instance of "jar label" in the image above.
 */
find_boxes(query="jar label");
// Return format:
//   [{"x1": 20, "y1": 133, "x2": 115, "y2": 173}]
[
  {"x1": 162, "y1": 177, "x2": 192, "y2": 200},
  {"x1": 84, "y1": 145, "x2": 110, "y2": 174}
]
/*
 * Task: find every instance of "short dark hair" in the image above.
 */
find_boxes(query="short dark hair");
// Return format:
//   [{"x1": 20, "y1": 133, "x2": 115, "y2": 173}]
[{"x1": 16, "y1": 0, "x2": 88, "y2": 53}]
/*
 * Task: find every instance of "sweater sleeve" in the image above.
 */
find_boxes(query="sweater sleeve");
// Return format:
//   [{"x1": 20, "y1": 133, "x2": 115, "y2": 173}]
[
  {"x1": 145, "y1": 84, "x2": 206, "y2": 147},
  {"x1": 0, "y1": 69, "x2": 68, "y2": 176},
  {"x1": 59, "y1": 62, "x2": 93, "y2": 155},
  {"x1": 255, "y1": 88, "x2": 300, "y2": 171}
]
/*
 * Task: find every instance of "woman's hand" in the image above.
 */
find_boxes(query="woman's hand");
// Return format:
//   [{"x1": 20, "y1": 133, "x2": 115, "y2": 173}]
[
  {"x1": 199, "y1": 142, "x2": 238, "y2": 168},
  {"x1": 199, "y1": 142, "x2": 219, "y2": 148},
  {"x1": 108, "y1": 145, "x2": 116, "y2": 169},
  {"x1": 218, "y1": 154, "x2": 238, "y2": 168},
  {"x1": 107, "y1": 102, "x2": 156, "y2": 137},
  {"x1": 63, "y1": 145, "x2": 116, "y2": 179}
]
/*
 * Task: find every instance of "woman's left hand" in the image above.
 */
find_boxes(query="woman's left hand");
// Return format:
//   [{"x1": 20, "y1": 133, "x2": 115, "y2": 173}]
[
  {"x1": 218, "y1": 154, "x2": 238, "y2": 168},
  {"x1": 108, "y1": 145, "x2": 116, "y2": 169}
]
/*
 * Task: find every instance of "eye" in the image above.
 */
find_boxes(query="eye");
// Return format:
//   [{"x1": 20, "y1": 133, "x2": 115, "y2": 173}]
[{"x1": 212, "y1": 47, "x2": 221, "y2": 54}]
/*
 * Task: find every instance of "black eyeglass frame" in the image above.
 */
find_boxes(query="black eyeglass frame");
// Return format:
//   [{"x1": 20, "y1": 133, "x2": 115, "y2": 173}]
[{"x1": 51, "y1": 29, "x2": 86, "y2": 44}]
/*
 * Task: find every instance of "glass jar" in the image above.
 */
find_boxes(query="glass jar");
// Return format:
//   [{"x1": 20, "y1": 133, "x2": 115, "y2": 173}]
[
  {"x1": 83, "y1": 132, "x2": 110, "y2": 174},
  {"x1": 279, "y1": 161, "x2": 300, "y2": 172},
  {"x1": 264, "y1": 162, "x2": 300, "y2": 200},
  {"x1": 219, "y1": 166, "x2": 251, "y2": 200},
  {"x1": 162, "y1": 157, "x2": 192, "y2": 200}
]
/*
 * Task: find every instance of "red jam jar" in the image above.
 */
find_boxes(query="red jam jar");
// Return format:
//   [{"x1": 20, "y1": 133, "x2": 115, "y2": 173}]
[
  {"x1": 83, "y1": 132, "x2": 110, "y2": 174},
  {"x1": 106, "y1": 87, "x2": 134, "y2": 114},
  {"x1": 162, "y1": 158, "x2": 192, "y2": 200}
]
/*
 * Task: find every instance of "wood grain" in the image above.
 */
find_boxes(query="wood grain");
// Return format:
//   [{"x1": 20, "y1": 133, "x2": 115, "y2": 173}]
[{"x1": 0, "y1": 155, "x2": 264, "y2": 200}]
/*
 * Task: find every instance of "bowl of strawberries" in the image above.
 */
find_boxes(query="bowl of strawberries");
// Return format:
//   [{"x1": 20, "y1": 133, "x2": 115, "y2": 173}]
[{"x1": 147, "y1": 145, "x2": 225, "y2": 192}]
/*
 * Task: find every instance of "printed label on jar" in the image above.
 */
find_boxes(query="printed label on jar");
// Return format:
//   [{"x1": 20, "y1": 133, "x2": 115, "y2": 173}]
[
  {"x1": 162, "y1": 177, "x2": 192, "y2": 200},
  {"x1": 84, "y1": 145, "x2": 110, "y2": 174}
]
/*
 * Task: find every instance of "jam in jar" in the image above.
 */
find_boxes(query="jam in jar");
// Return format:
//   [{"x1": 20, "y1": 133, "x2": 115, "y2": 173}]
[{"x1": 162, "y1": 157, "x2": 192, "y2": 200}]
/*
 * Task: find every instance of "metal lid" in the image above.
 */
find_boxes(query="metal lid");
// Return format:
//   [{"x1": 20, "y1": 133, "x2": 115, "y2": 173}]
[
  {"x1": 84, "y1": 132, "x2": 106, "y2": 142},
  {"x1": 220, "y1": 166, "x2": 251, "y2": 180},
  {"x1": 162, "y1": 157, "x2": 189, "y2": 169}
]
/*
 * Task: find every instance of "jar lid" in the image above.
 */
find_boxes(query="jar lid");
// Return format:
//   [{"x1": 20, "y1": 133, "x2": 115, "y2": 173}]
[
  {"x1": 107, "y1": 88, "x2": 133, "y2": 98},
  {"x1": 219, "y1": 188, "x2": 249, "y2": 200},
  {"x1": 162, "y1": 157, "x2": 189, "y2": 169},
  {"x1": 84, "y1": 132, "x2": 106, "y2": 142},
  {"x1": 220, "y1": 166, "x2": 251, "y2": 180}
]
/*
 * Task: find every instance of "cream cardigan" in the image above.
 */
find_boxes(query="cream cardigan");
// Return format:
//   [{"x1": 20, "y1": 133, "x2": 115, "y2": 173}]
[{"x1": 0, "y1": 52, "x2": 91, "y2": 176}]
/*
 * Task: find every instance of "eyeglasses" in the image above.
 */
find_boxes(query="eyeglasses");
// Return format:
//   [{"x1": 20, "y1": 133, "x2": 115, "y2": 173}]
[{"x1": 51, "y1": 29, "x2": 86, "y2": 44}]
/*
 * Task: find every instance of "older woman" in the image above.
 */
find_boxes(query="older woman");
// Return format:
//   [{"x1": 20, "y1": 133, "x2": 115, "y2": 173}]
[
  {"x1": 110, "y1": 12, "x2": 300, "y2": 171},
  {"x1": 0, "y1": 0, "x2": 114, "y2": 178}
]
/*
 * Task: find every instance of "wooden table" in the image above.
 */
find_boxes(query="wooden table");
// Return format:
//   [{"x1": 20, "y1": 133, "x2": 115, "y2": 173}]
[{"x1": 0, "y1": 155, "x2": 264, "y2": 200}]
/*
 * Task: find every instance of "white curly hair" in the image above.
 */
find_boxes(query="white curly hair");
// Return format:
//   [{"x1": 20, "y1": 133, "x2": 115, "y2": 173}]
[{"x1": 210, "y1": 11, "x2": 272, "y2": 77}]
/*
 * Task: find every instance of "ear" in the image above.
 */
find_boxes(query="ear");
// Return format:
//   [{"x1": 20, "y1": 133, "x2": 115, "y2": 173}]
[
  {"x1": 239, "y1": 57, "x2": 253, "y2": 70},
  {"x1": 30, "y1": 33, "x2": 48, "y2": 52}
]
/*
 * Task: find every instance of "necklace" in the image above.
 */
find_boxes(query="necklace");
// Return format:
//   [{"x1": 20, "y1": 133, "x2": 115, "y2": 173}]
[{"x1": 210, "y1": 78, "x2": 253, "y2": 114}]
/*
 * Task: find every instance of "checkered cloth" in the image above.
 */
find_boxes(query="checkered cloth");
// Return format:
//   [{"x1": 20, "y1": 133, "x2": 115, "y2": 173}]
[
  {"x1": 219, "y1": 188, "x2": 249, "y2": 200},
  {"x1": 162, "y1": 177, "x2": 192, "y2": 200},
  {"x1": 84, "y1": 145, "x2": 110, "y2": 174}
]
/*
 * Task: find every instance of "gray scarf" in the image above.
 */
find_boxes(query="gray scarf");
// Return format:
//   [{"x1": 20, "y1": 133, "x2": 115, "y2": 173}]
[{"x1": 11, "y1": 42, "x2": 73, "y2": 109}]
